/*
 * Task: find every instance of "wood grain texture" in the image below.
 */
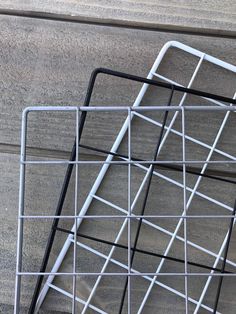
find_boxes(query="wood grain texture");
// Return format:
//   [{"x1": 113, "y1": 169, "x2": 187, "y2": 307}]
[
  {"x1": 0, "y1": 15, "x2": 236, "y2": 157},
  {"x1": 0, "y1": 0, "x2": 236, "y2": 36}
]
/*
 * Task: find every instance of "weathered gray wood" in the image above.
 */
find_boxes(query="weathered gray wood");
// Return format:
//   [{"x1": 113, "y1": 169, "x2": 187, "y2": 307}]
[
  {"x1": 0, "y1": 1, "x2": 236, "y2": 35},
  {"x1": 0, "y1": 15, "x2": 236, "y2": 157}
]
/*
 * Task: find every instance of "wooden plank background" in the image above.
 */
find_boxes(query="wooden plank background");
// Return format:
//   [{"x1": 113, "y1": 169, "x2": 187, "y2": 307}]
[{"x1": 0, "y1": 1, "x2": 236, "y2": 35}]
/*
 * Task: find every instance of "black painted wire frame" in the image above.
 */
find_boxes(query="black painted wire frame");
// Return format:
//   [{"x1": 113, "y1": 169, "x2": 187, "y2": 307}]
[{"x1": 29, "y1": 67, "x2": 236, "y2": 313}]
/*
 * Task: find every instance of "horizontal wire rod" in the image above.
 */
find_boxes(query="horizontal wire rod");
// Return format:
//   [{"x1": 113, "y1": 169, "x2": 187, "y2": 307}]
[
  {"x1": 21, "y1": 159, "x2": 236, "y2": 165},
  {"x1": 55, "y1": 226, "x2": 233, "y2": 274},
  {"x1": 18, "y1": 272, "x2": 236, "y2": 277},
  {"x1": 79, "y1": 143, "x2": 236, "y2": 185}
]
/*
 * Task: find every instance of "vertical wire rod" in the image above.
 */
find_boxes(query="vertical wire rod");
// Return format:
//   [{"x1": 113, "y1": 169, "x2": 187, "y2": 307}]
[
  {"x1": 182, "y1": 107, "x2": 188, "y2": 313},
  {"x1": 127, "y1": 108, "x2": 131, "y2": 314},
  {"x1": 72, "y1": 109, "x2": 80, "y2": 313},
  {"x1": 14, "y1": 109, "x2": 28, "y2": 314}
]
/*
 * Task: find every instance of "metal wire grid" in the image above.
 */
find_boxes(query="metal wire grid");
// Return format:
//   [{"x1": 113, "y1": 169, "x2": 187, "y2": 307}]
[
  {"x1": 14, "y1": 41, "x2": 236, "y2": 314},
  {"x1": 16, "y1": 104, "x2": 236, "y2": 314}
]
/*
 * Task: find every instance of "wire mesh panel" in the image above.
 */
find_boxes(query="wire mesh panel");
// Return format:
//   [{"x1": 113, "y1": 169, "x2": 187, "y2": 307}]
[
  {"x1": 15, "y1": 41, "x2": 236, "y2": 314},
  {"x1": 15, "y1": 104, "x2": 236, "y2": 314}
]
